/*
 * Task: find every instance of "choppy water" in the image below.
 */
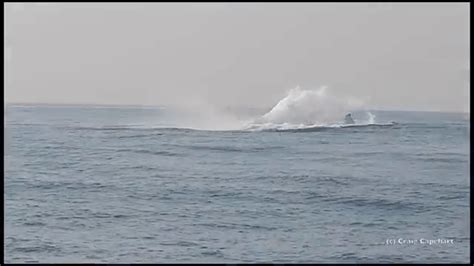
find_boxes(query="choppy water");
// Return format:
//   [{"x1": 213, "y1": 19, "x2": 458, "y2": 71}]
[{"x1": 4, "y1": 105, "x2": 470, "y2": 263}]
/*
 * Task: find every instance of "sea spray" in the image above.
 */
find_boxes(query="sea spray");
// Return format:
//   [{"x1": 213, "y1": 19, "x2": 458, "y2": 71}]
[
  {"x1": 367, "y1": 111, "x2": 376, "y2": 124},
  {"x1": 141, "y1": 85, "x2": 375, "y2": 131},
  {"x1": 158, "y1": 101, "x2": 252, "y2": 131},
  {"x1": 252, "y1": 86, "x2": 366, "y2": 127}
]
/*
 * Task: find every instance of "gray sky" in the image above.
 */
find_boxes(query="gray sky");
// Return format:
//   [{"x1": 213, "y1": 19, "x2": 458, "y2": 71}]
[{"x1": 4, "y1": 3, "x2": 470, "y2": 112}]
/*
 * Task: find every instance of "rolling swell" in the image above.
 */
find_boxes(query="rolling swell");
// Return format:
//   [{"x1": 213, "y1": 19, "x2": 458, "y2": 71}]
[{"x1": 5, "y1": 105, "x2": 469, "y2": 263}]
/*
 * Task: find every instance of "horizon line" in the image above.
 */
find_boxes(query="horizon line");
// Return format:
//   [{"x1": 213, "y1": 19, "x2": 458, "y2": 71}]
[{"x1": 4, "y1": 100, "x2": 470, "y2": 114}]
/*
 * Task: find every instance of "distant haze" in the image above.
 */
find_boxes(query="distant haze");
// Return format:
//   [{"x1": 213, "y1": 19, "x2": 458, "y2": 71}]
[{"x1": 4, "y1": 3, "x2": 470, "y2": 112}]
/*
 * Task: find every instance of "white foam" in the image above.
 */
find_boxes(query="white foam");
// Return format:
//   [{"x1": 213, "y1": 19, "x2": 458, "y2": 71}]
[{"x1": 367, "y1": 112, "x2": 376, "y2": 124}]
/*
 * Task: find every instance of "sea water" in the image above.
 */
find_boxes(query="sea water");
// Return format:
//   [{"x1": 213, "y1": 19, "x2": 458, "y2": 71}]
[{"x1": 4, "y1": 102, "x2": 470, "y2": 263}]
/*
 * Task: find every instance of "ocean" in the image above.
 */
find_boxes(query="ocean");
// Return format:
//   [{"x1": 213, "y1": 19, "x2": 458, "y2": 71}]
[{"x1": 4, "y1": 104, "x2": 470, "y2": 263}]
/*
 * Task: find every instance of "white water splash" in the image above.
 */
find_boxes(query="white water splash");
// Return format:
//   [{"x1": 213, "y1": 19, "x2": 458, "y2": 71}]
[{"x1": 247, "y1": 86, "x2": 367, "y2": 129}]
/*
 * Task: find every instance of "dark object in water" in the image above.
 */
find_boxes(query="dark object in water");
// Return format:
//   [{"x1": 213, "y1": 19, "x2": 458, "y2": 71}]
[{"x1": 344, "y1": 113, "x2": 355, "y2": 124}]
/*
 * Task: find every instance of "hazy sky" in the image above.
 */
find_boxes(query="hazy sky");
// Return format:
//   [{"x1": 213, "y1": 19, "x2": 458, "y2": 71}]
[{"x1": 4, "y1": 3, "x2": 470, "y2": 112}]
